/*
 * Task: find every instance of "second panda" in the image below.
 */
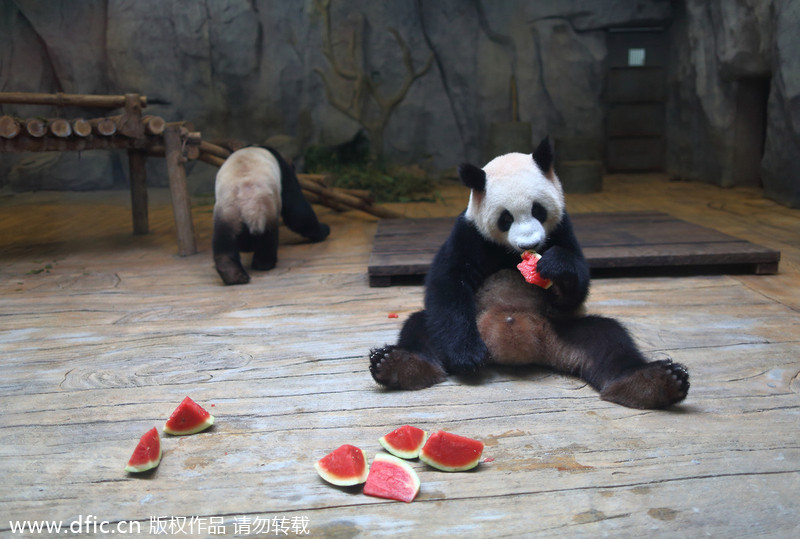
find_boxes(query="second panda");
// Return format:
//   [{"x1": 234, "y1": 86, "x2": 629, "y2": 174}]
[
  {"x1": 369, "y1": 138, "x2": 690, "y2": 409},
  {"x1": 213, "y1": 146, "x2": 330, "y2": 285}
]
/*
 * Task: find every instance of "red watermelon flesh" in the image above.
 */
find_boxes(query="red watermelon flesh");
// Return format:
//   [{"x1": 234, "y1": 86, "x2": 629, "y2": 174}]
[
  {"x1": 379, "y1": 425, "x2": 428, "y2": 459},
  {"x1": 517, "y1": 250, "x2": 553, "y2": 289},
  {"x1": 363, "y1": 453, "x2": 420, "y2": 503},
  {"x1": 125, "y1": 427, "x2": 162, "y2": 473},
  {"x1": 419, "y1": 430, "x2": 484, "y2": 472},
  {"x1": 314, "y1": 444, "x2": 369, "y2": 486},
  {"x1": 163, "y1": 396, "x2": 215, "y2": 435}
]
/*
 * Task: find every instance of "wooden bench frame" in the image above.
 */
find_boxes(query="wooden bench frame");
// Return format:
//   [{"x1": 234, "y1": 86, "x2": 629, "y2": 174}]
[{"x1": 0, "y1": 92, "x2": 198, "y2": 256}]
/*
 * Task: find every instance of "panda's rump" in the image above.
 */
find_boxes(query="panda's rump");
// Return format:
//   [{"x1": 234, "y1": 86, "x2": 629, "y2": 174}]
[
  {"x1": 214, "y1": 148, "x2": 282, "y2": 234},
  {"x1": 231, "y1": 179, "x2": 280, "y2": 234}
]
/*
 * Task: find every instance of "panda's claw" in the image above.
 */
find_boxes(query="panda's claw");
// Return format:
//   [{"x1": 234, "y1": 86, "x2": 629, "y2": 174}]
[{"x1": 369, "y1": 346, "x2": 447, "y2": 390}]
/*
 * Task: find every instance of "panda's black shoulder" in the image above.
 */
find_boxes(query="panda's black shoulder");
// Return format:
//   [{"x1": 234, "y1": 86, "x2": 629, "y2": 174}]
[{"x1": 427, "y1": 213, "x2": 517, "y2": 288}]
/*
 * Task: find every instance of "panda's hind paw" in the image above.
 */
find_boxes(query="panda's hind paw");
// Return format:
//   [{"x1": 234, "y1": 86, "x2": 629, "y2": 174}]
[
  {"x1": 369, "y1": 346, "x2": 447, "y2": 390},
  {"x1": 600, "y1": 360, "x2": 689, "y2": 409}
]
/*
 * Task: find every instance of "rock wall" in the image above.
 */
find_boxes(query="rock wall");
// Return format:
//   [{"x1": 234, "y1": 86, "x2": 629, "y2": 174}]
[
  {"x1": 0, "y1": 0, "x2": 798, "y2": 207},
  {"x1": 665, "y1": 0, "x2": 800, "y2": 206}
]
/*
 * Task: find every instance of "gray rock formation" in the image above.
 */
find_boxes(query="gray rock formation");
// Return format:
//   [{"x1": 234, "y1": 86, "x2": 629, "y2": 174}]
[{"x1": 0, "y1": 0, "x2": 797, "y2": 207}]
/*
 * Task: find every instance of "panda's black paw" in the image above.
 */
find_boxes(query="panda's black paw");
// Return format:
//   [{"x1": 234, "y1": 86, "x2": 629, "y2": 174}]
[
  {"x1": 369, "y1": 346, "x2": 447, "y2": 390},
  {"x1": 308, "y1": 223, "x2": 330, "y2": 243},
  {"x1": 600, "y1": 360, "x2": 690, "y2": 409},
  {"x1": 215, "y1": 255, "x2": 251, "y2": 285}
]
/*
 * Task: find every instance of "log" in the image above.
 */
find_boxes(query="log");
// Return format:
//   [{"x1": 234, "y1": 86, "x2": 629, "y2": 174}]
[
  {"x1": 302, "y1": 190, "x2": 351, "y2": 212},
  {"x1": 199, "y1": 140, "x2": 232, "y2": 160},
  {"x1": 209, "y1": 138, "x2": 246, "y2": 153},
  {"x1": 89, "y1": 117, "x2": 116, "y2": 136},
  {"x1": 185, "y1": 131, "x2": 202, "y2": 146},
  {"x1": 72, "y1": 118, "x2": 92, "y2": 137},
  {"x1": 116, "y1": 94, "x2": 144, "y2": 138},
  {"x1": 0, "y1": 115, "x2": 21, "y2": 139},
  {"x1": 48, "y1": 118, "x2": 72, "y2": 138},
  {"x1": 297, "y1": 176, "x2": 402, "y2": 218},
  {"x1": 142, "y1": 115, "x2": 166, "y2": 136},
  {"x1": 25, "y1": 118, "x2": 46, "y2": 137},
  {"x1": 198, "y1": 152, "x2": 225, "y2": 168},
  {"x1": 163, "y1": 125, "x2": 197, "y2": 256},
  {"x1": 0, "y1": 91, "x2": 147, "y2": 109}
]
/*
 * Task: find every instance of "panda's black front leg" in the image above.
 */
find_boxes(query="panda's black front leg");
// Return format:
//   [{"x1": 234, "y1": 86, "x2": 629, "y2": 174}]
[
  {"x1": 425, "y1": 287, "x2": 488, "y2": 375},
  {"x1": 537, "y1": 245, "x2": 590, "y2": 312}
]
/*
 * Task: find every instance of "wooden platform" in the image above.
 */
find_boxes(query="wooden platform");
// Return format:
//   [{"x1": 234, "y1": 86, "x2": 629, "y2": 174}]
[
  {"x1": 1, "y1": 175, "x2": 799, "y2": 538},
  {"x1": 368, "y1": 212, "x2": 781, "y2": 286}
]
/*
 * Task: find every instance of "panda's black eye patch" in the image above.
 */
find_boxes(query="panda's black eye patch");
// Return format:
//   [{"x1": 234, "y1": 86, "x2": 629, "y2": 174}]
[
  {"x1": 498, "y1": 210, "x2": 514, "y2": 232},
  {"x1": 531, "y1": 202, "x2": 548, "y2": 223}
]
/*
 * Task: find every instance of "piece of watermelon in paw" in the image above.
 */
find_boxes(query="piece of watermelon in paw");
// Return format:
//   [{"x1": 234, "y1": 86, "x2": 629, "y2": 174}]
[{"x1": 517, "y1": 250, "x2": 553, "y2": 289}]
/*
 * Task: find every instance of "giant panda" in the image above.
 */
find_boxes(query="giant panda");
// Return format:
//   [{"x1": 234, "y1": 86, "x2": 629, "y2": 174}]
[
  {"x1": 369, "y1": 138, "x2": 689, "y2": 409},
  {"x1": 213, "y1": 146, "x2": 330, "y2": 285}
]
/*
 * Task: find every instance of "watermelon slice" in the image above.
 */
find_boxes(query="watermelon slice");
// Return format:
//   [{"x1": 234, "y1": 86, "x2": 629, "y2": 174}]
[
  {"x1": 379, "y1": 425, "x2": 428, "y2": 459},
  {"x1": 163, "y1": 396, "x2": 215, "y2": 435},
  {"x1": 419, "y1": 430, "x2": 484, "y2": 472},
  {"x1": 517, "y1": 250, "x2": 552, "y2": 289},
  {"x1": 363, "y1": 453, "x2": 421, "y2": 503},
  {"x1": 314, "y1": 444, "x2": 369, "y2": 486},
  {"x1": 125, "y1": 427, "x2": 162, "y2": 473}
]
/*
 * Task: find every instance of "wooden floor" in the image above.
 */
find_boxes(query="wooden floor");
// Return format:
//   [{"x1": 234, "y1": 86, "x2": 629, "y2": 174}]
[{"x1": 1, "y1": 174, "x2": 798, "y2": 538}]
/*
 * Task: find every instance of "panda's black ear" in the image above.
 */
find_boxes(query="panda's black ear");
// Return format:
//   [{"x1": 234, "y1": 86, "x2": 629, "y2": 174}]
[
  {"x1": 458, "y1": 163, "x2": 486, "y2": 192},
  {"x1": 533, "y1": 136, "x2": 554, "y2": 175}
]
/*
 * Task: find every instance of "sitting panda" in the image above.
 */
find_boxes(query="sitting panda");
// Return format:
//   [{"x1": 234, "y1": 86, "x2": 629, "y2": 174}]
[
  {"x1": 213, "y1": 146, "x2": 330, "y2": 285},
  {"x1": 369, "y1": 138, "x2": 689, "y2": 409}
]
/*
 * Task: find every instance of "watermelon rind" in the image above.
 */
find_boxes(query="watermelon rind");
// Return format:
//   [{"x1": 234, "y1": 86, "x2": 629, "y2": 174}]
[
  {"x1": 314, "y1": 444, "x2": 369, "y2": 486},
  {"x1": 363, "y1": 453, "x2": 420, "y2": 503},
  {"x1": 163, "y1": 396, "x2": 215, "y2": 435},
  {"x1": 379, "y1": 425, "x2": 428, "y2": 459},
  {"x1": 419, "y1": 430, "x2": 484, "y2": 472},
  {"x1": 125, "y1": 427, "x2": 162, "y2": 473}
]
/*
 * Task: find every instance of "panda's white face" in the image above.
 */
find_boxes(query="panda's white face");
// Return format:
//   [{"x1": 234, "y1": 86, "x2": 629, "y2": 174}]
[{"x1": 465, "y1": 152, "x2": 564, "y2": 253}]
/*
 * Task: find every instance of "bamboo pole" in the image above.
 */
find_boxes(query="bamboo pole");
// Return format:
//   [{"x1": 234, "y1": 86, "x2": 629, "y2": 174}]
[{"x1": 0, "y1": 92, "x2": 147, "y2": 109}]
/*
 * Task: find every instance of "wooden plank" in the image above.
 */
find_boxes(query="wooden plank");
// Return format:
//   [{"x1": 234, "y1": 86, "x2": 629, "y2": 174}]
[{"x1": 368, "y1": 212, "x2": 781, "y2": 286}]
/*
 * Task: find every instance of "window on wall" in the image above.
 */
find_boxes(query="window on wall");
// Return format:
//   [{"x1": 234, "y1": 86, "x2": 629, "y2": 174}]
[{"x1": 628, "y1": 48, "x2": 646, "y2": 66}]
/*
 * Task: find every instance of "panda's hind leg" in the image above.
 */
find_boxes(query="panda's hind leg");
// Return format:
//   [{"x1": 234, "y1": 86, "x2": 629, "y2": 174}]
[
  {"x1": 369, "y1": 311, "x2": 447, "y2": 390},
  {"x1": 251, "y1": 223, "x2": 279, "y2": 271},
  {"x1": 556, "y1": 316, "x2": 689, "y2": 409},
  {"x1": 213, "y1": 215, "x2": 250, "y2": 285},
  {"x1": 600, "y1": 360, "x2": 689, "y2": 410}
]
